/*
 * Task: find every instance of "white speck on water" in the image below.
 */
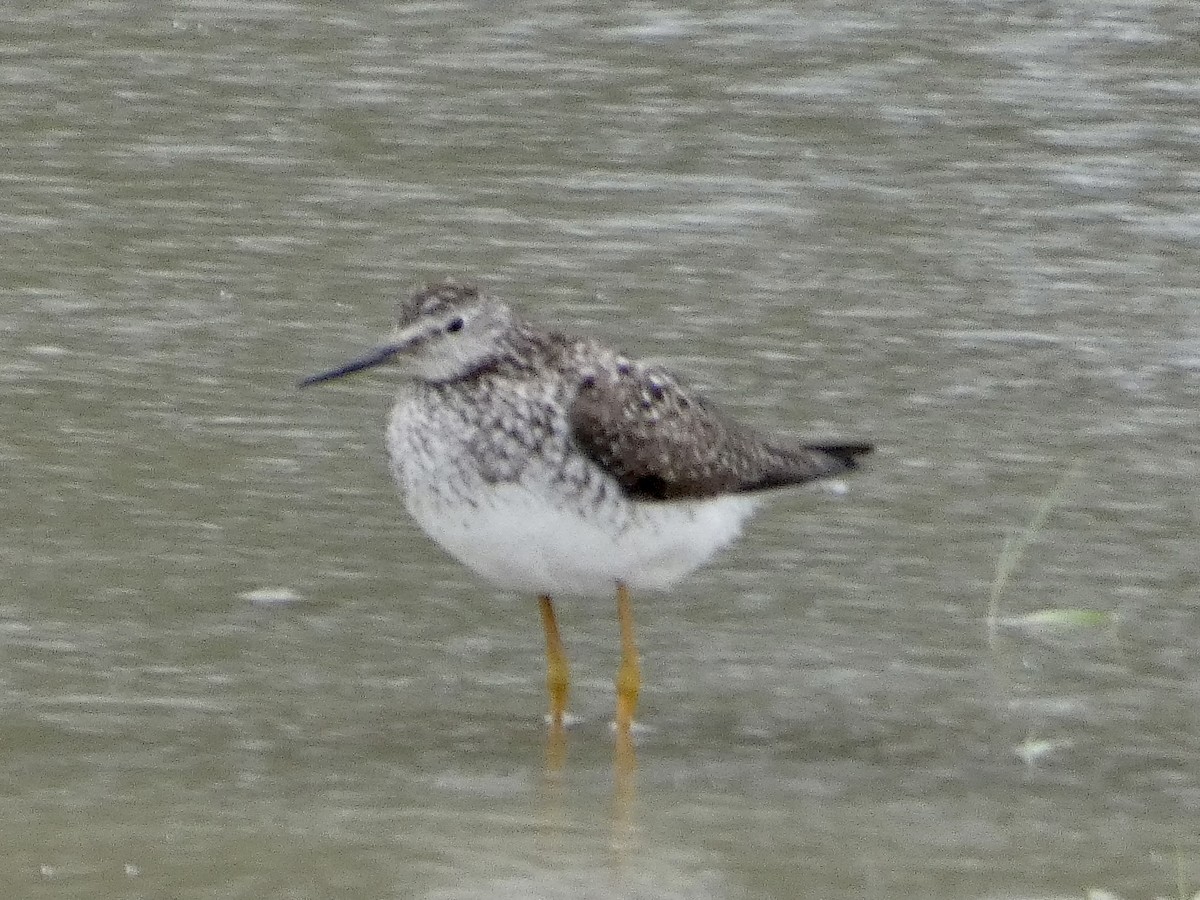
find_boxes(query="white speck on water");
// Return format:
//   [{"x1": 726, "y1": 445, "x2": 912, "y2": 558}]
[
  {"x1": 542, "y1": 711, "x2": 584, "y2": 728},
  {"x1": 822, "y1": 479, "x2": 849, "y2": 496},
  {"x1": 1015, "y1": 736, "x2": 1073, "y2": 766},
  {"x1": 240, "y1": 587, "x2": 302, "y2": 607},
  {"x1": 608, "y1": 719, "x2": 652, "y2": 738}
]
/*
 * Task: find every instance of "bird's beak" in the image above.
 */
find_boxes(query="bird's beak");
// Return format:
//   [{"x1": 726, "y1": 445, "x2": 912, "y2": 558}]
[
  {"x1": 299, "y1": 318, "x2": 443, "y2": 388},
  {"x1": 298, "y1": 342, "x2": 404, "y2": 387}
]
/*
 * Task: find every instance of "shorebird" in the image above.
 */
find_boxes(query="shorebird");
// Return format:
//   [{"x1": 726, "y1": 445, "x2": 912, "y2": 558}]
[{"x1": 301, "y1": 279, "x2": 871, "y2": 734}]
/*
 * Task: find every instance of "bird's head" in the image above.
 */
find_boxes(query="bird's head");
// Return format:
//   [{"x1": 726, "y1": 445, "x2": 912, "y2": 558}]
[{"x1": 300, "y1": 279, "x2": 516, "y2": 387}]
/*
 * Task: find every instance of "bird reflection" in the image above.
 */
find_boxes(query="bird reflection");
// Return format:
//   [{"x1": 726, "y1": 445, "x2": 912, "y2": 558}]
[{"x1": 539, "y1": 715, "x2": 638, "y2": 854}]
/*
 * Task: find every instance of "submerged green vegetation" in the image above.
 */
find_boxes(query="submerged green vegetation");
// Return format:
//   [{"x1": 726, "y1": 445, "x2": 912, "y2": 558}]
[{"x1": 986, "y1": 461, "x2": 1116, "y2": 644}]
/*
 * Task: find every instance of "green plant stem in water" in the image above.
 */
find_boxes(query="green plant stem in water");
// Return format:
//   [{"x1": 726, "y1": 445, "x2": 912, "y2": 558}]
[{"x1": 986, "y1": 460, "x2": 1085, "y2": 645}]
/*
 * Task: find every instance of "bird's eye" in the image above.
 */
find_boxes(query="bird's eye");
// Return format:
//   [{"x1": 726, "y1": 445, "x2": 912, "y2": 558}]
[{"x1": 446, "y1": 317, "x2": 465, "y2": 333}]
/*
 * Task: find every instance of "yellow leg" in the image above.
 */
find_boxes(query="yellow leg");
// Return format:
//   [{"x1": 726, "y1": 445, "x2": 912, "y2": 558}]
[
  {"x1": 538, "y1": 594, "x2": 570, "y2": 727},
  {"x1": 614, "y1": 581, "x2": 641, "y2": 734}
]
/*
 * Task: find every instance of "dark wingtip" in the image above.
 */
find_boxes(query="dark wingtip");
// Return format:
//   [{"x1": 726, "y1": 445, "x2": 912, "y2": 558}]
[{"x1": 808, "y1": 443, "x2": 874, "y2": 470}]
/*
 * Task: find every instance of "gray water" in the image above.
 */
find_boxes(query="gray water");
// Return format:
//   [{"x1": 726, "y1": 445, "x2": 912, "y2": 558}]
[{"x1": 3, "y1": 2, "x2": 1198, "y2": 898}]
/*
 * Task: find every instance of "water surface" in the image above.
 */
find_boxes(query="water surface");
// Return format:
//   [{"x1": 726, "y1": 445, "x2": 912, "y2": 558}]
[{"x1": 3, "y1": 2, "x2": 1198, "y2": 898}]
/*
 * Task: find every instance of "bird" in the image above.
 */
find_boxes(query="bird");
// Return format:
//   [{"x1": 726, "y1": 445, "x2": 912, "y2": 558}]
[{"x1": 300, "y1": 278, "x2": 871, "y2": 734}]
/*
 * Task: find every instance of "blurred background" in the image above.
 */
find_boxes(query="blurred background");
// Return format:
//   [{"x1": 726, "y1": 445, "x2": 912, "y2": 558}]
[{"x1": 2, "y1": 1, "x2": 1197, "y2": 898}]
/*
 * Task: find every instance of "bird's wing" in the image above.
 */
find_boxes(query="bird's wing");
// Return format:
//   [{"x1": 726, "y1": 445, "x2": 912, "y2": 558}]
[{"x1": 567, "y1": 359, "x2": 869, "y2": 501}]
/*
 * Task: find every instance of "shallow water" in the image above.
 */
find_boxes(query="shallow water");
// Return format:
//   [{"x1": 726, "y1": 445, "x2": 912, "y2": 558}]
[{"x1": 3, "y1": 2, "x2": 1198, "y2": 898}]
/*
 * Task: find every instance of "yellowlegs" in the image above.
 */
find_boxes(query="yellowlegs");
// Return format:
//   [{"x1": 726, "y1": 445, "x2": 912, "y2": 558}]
[{"x1": 301, "y1": 279, "x2": 871, "y2": 734}]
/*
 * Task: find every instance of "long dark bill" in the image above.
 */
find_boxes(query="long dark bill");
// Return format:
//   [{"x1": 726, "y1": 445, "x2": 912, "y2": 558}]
[{"x1": 298, "y1": 345, "x2": 400, "y2": 388}]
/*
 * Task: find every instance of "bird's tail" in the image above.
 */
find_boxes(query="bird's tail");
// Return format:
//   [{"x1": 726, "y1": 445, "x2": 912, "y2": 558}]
[
  {"x1": 746, "y1": 441, "x2": 873, "y2": 492},
  {"x1": 804, "y1": 443, "x2": 873, "y2": 472}
]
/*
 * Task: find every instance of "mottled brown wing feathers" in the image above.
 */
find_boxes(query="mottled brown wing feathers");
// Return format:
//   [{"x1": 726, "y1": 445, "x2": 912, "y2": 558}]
[{"x1": 567, "y1": 361, "x2": 871, "y2": 501}]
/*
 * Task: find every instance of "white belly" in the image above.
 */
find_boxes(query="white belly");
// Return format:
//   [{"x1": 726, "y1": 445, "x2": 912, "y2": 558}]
[
  {"x1": 386, "y1": 385, "x2": 762, "y2": 598},
  {"x1": 403, "y1": 482, "x2": 759, "y2": 598}
]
